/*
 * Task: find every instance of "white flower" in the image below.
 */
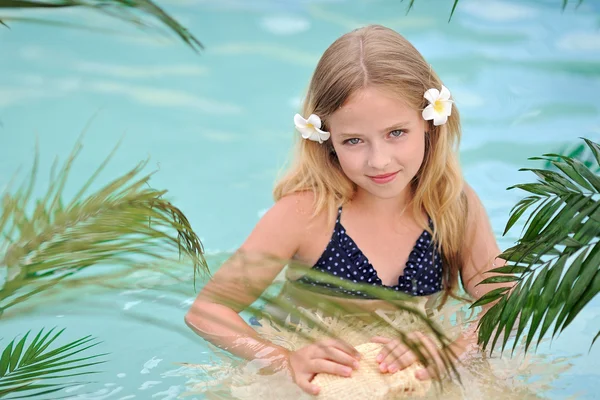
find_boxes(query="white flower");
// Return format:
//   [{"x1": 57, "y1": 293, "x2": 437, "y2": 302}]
[
  {"x1": 294, "y1": 113, "x2": 330, "y2": 143},
  {"x1": 422, "y1": 85, "x2": 453, "y2": 126}
]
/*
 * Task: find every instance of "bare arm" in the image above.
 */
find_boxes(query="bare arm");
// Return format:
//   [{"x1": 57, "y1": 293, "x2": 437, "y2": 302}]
[
  {"x1": 455, "y1": 183, "x2": 517, "y2": 349},
  {"x1": 184, "y1": 192, "x2": 314, "y2": 364},
  {"x1": 460, "y1": 183, "x2": 515, "y2": 300}
]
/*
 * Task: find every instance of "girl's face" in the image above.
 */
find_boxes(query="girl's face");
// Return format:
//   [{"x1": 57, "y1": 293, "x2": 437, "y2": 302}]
[{"x1": 327, "y1": 86, "x2": 426, "y2": 202}]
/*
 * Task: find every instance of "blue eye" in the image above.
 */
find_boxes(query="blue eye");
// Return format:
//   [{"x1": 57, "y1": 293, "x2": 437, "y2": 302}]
[
  {"x1": 344, "y1": 138, "x2": 362, "y2": 145},
  {"x1": 390, "y1": 130, "x2": 405, "y2": 138}
]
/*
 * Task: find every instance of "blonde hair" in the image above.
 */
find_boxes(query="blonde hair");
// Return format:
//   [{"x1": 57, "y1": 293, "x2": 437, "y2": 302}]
[{"x1": 273, "y1": 25, "x2": 468, "y2": 302}]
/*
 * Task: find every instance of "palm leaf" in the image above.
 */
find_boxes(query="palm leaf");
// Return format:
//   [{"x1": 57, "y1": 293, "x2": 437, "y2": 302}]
[
  {"x1": 592, "y1": 331, "x2": 600, "y2": 351},
  {"x1": 583, "y1": 138, "x2": 600, "y2": 165},
  {"x1": 558, "y1": 244, "x2": 600, "y2": 332},
  {"x1": 0, "y1": 0, "x2": 202, "y2": 52},
  {"x1": 1, "y1": 136, "x2": 208, "y2": 315},
  {"x1": 448, "y1": 0, "x2": 459, "y2": 22},
  {"x1": 474, "y1": 138, "x2": 599, "y2": 354},
  {"x1": 0, "y1": 328, "x2": 105, "y2": 398},
  {"x1": 503, "y1": 195, "x2": 540, "y2": 235},
  {"x1": 401, "y1": 0, "x2": 586, "y2": 21}
]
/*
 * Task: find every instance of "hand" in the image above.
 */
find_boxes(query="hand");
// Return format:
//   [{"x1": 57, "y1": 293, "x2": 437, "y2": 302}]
[
  {"x1": 371, "y1": 332, "x2": 465, "y2": 381},
  {"x1": 288, "y1": 339, "x2": 362, "y2": 395}
]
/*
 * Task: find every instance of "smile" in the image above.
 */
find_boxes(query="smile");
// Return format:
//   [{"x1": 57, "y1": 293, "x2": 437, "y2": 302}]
[{"x1": 367, "y1": 171, "x2": 399, "y2": 184}]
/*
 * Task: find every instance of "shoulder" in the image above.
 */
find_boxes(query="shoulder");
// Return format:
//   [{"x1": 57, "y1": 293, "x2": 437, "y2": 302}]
[
  {"x1": 270, "y1": 190, "x2": 319, "y2": 218},
  {"x1": 463, "y1": 181, "x2": 479, "y2": 205},
  {"x1": 262, "y1": 191, "x2": 327, "y2": 231},
  {"x1": 463, "y1": 182, "x2": 486, "y2": 224},
  {"x1": 240, "y1": 191, "x2": 329, "y2": 259},
  {"x1": 461, "y1": 181, "x2": 490, "y2": 242},
  {"x1": 459, "y1": 181, "x2": 501, "y2": 278}
]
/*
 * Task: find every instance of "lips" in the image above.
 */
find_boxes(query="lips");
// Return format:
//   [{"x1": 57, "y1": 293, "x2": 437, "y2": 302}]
[
  {"x1": 370, "y1": 172, "x2": 397, "y2": 179},
  {"x1": 367, "y1": 171, "x2": 399, "y2": 184}
]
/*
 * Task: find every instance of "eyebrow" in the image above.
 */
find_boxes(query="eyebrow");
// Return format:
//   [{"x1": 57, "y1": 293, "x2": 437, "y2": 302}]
[{"x1": 337, "y1": 122, "x2": 411, "y2": 138}]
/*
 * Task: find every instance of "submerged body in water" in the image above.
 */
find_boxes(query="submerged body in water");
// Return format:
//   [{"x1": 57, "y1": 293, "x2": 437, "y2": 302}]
[{"x1": 182, "y1": 275, "x2": 573, "y2": 400}]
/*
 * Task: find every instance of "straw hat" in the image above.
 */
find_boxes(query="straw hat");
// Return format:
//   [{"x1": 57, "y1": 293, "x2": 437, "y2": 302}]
[{"x1": 311, "y1": 342, "x2": 432, "y2": 399}]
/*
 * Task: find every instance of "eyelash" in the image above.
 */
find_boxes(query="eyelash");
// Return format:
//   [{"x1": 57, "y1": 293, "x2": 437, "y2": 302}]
[{"x1": 343, "y1": 130, "x2": 406, "y2": 145}]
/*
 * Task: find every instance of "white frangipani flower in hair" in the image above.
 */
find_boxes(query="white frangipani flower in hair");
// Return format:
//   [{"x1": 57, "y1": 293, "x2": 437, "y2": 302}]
[
  {"x1": 422, "y1": 85, "x2": 453, "y2": 126},
  {"x1": 294, "y1": 113, "x2": 330, "y2": 143}
]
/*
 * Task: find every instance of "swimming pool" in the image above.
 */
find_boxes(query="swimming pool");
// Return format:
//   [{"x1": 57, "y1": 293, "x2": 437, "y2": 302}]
[{"x1": 1, "y1": 0, "x2": 599, "y2": 398}]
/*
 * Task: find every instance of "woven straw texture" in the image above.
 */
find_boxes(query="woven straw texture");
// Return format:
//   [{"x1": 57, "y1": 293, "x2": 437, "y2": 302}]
[{"x1": 311, "y1": 342, "x2": 431, "y2": 399}]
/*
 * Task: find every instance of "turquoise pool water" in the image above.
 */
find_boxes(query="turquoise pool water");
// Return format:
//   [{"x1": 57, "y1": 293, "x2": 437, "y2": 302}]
[{"x1": 1, "y1": 0, "x2": 599, "y2": 398}]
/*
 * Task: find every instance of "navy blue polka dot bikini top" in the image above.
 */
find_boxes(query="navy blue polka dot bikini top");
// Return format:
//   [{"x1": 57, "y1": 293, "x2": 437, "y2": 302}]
[{"x1": 297, "y1": 207, "x2": 444, "y2": 298}]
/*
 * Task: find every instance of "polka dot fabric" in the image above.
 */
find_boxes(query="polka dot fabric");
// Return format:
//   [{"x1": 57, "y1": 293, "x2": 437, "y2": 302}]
[{"x1": 299, "y1": 207, "x2": 443, "y2": 298}]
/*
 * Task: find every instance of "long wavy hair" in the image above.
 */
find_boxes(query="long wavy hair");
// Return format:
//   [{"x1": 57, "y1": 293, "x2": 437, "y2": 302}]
[{"x1": 273, "y1": 25, "x2": 468, "y2": 302}]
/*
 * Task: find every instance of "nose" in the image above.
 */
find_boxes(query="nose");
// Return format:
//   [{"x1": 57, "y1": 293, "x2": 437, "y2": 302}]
[{"x1": 367, "y1": 143, "x2": 391, "y2": 170}]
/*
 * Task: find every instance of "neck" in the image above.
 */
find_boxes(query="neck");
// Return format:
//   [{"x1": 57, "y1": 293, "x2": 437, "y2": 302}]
[{"x1": 350, "y1": 187, "x2": 414, "y2": 220}]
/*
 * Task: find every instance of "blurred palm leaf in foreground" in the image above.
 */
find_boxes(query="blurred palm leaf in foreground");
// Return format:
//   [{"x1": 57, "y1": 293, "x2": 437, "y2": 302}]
[
  {"x1": 403, "y1": 0, "x2": 586, "y2": 21},
  {"x1": 0, "y1": 136, "x2": 208, "y2": 317},
  {"x1": 0, "y1": 0, "x2": 586, "y2": 49},
  {"x1": 0, "y1": 0, "x2": 203, "y2": 51},
  {"x1": 0, "y1": 328, "x2": 105, "y2": 399},
  {"x1": 474, "y1": 138, "x2": 600, "y2": 355}
]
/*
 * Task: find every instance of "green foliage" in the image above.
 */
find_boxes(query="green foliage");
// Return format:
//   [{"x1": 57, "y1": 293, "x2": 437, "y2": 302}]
[
  {"x1": 0, "y1": 328, "x2": 105, "y2": 399},
  {"x1": 544, "y1": 141, "x2": 600, "y2": 173},
  {"x1": 1, "y1": 0, "x2": 588, "y2": 50},
  {"x1": 0, "y1": 0, "x2": 203, "y2": 51},
  {"x1": 0, "y1": 137, "x2": 208, "y2": 316},
  {"x1": 403, "y1": 0, "x2": 586, "y2": 21},
  {"x1": 473, "y1": 138, "x2": 600, "y2": 355},
  {"x1": 0, "y1": 135, "x2": 208, "y2": 397}
]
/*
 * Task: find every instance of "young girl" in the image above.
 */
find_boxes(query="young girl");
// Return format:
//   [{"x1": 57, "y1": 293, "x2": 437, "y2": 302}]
[{"x1": 185, "y1": 24, "x2": 511, "y2": 396}]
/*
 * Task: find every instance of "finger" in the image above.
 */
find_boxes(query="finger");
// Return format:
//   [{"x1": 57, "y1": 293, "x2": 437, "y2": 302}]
[
  {"x1": 296, "y1": 373, "x2": 321, "y2": 396},
  {"x1": 388, "y1": 350, "x2": 418, "y2": 373},
  {"x1": 320, "y1": 339, "x2": 361, "y2": 360},
  {"x1": 371, "y1": 336, "x2": 392, "y2": 344},
  {"x1": 415, "y1": 368, "x2": 431, "y2": 381},
  {"x1": 375, "y1": 338, "x2": 401, "y2": 364},
  {"x1": 385, "y1": 333, "x2": 429, "y2": 373},
  {"x1": 411, "y1": 331, "x2": 440, "y2": 350},
  {"x1": 381, "y1": 341, "x2": 410, "y2": 369},
  {"x1": 416, "y1": 336, "x2": 446, "y2": 379},
  {"x1": 311, "y1": 358, "x2": 353, "y2": 377},
  {"x1": 416, "y1": 362, "x2": 444, "y2": 381},
  {"x1": 320, "y1": 346, "x2": 361, "y2": 370},
  {"x1": 409, "y1": 331, "x2": 426, "y2": 340}
]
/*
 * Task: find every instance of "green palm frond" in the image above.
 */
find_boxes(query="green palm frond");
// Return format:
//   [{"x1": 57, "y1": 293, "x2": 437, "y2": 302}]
[
  {"x1": 473, "y1": 138, "x2": 600, "y2": 355},
  {"x1": 448, "y1": 0, "x2": 460, "y2": 22},
  {"x1": 0, "y1": 327, "x2": 106, "y2": 399},
  {"x1": 568, "y1": 0, "x2": 586, "y2": 10},
  {"x1": 0, "y1": 0, "x2": 202, "y2": 52},
  {"x1": 402, "y1": 0, "x2": 460, "y2": 21},
  {"x1": 0, "y1": 136, "x2": 208, "y2": 315},
  {"x1": 403, "y1": 0, "x2": 587, "y2": 21},
  {"x1": 544, "y1": 141, "x2": 600, "y2": 173}
]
